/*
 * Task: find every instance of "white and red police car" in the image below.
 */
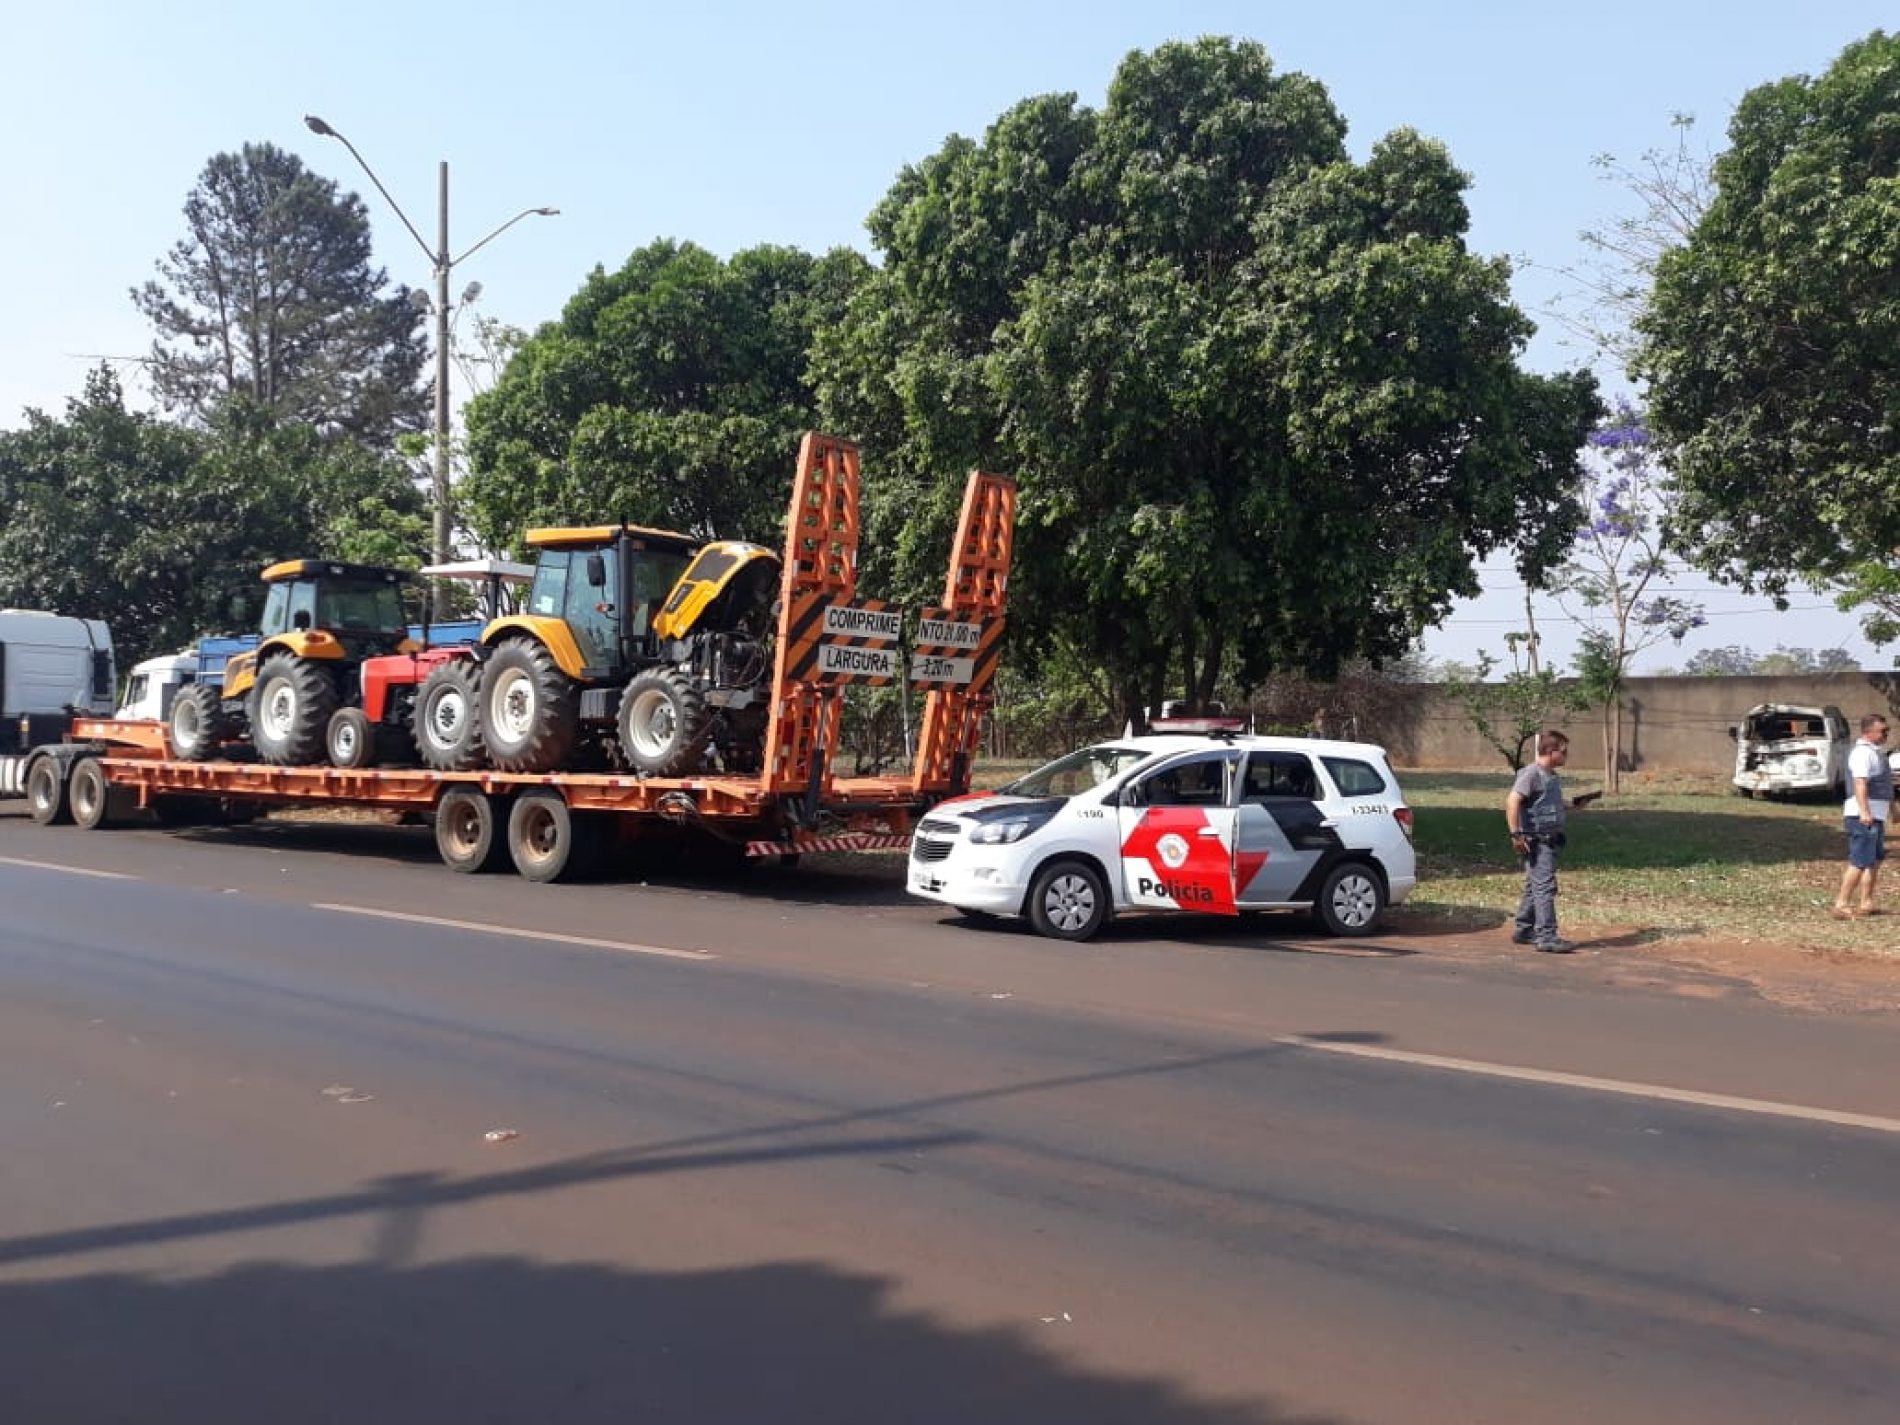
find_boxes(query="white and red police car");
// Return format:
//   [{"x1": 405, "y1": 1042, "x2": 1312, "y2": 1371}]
[{"x1": 908, "y1": 733, "x2": 1416, "y2": 941}]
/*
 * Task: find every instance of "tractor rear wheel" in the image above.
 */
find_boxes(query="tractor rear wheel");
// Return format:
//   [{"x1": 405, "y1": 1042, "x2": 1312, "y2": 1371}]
[
  {"x1": 617, "y1": 667, "x2": 711, "y2": 776},
  {"x1": 415, "y1": 659, "x2": 487, "y2": 771},
  {"x1": 482, "y1": 640, "x2": 578, "y2": 773},
  {"x1": 168, "y1": 683, "x2": 231, "y2": 762},
  {"x1": 249, "y1": 655, "x2": 338, "y2": 766}
]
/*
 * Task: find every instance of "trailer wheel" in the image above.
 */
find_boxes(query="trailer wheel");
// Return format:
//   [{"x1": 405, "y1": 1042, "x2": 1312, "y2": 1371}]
[
  {"x1": 26, "y1": 756, "x2": 70, "y2": 826},
  {"x1": 168, "y1": 683, "x2": 230, "y2": 762},
  {"x1": 437, "y1": 787, "x2": 511, "y2": 874},
  {"x1": 483, "y1": 640, "x2": 578, "y2": 773},
  {"x1": 326, "y1": 707, "x2": 377, "y2": 769},
  {"x1": 250, "y1": 655, "x2": 338, "y2": 766},
  {"x1": 506, "y1": 789, "x2": 599, "y2": 882},
  {"x1": 415, "y1": 660, "x2": 487, "y2": 771},
  {"x1": 68, "y1": 758, "x2": 128, "y2": 831},
  {"x1": 617, "y1": 667, "x2": 711, "y2": 776}
]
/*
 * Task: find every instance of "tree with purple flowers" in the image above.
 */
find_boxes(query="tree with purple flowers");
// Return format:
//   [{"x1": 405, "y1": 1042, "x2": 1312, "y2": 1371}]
[{"x1": 1548, "y1": 401, "x2": 1706, "y2": 793}]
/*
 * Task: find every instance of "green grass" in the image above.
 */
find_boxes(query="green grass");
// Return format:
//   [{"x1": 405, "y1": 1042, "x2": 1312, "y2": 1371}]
[{"x1": 1404, "y1": 770, "x2": 1895, "y2": 954}]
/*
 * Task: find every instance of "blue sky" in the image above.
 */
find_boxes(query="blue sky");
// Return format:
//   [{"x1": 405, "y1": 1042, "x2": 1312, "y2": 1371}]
[{"x1": 5, "y1": 1, "x2": 1893, "y2": 672}]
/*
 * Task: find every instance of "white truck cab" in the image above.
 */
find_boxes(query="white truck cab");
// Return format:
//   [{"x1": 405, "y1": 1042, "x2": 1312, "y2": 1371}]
[{"x1": 116, "y1": 651, "x2": 202, "y2": 723}]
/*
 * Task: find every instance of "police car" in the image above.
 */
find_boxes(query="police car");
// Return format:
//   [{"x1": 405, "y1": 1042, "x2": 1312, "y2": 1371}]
[{"x1": 908, "y1": 733, "x2": 1416, "y2": 941}]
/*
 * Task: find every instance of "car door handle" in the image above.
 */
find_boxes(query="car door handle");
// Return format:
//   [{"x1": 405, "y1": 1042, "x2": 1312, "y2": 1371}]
[
  {"x1": 1318, "y1": 819, "x2": 1338, "y2": 829},
  {"x1": 1196, "y1": 827, "x2": 1224, "y2": 838}
]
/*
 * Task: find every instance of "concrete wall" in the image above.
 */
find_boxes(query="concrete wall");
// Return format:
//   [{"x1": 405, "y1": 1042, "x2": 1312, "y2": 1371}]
[{"x1": 1383, "y1": 672, "x2": 1900, "y2": 774}]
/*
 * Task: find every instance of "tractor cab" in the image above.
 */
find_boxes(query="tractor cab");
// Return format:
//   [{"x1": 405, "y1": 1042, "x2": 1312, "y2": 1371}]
[
  {"x1": 249, "y1": 560, "x2": 416, "y2": 664},
  {"x1": 475, "y1": 524, "x2": 784, "y2": 776},
  {"x1": 168, "y1": 559, "x2": 419, "y2": 768}
]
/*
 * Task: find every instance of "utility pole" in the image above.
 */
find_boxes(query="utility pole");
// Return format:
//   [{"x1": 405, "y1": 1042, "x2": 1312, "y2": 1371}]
[{"x1": 303, "y1": 115, "x2": 555, "y2": 572}]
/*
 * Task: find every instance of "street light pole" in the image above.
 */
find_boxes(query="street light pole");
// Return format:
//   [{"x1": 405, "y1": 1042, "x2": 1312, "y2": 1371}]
[
  {"x1": 434, "y1": 160, "x2": 451, "y2": 572},
  {"x1": 302, "y1": 115, "x2": 556, "y2": 571}
]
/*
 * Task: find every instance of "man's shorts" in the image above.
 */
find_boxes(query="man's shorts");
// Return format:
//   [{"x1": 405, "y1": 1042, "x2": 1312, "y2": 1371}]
[{"x1": 1845, "y1": 818, "x2": 1888, "y2": 870}]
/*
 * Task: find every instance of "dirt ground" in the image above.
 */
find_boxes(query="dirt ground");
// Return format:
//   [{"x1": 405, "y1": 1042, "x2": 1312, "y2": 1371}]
[{"x1": 1385, "y1": 909, "x2": 1900, "y2": 1017}]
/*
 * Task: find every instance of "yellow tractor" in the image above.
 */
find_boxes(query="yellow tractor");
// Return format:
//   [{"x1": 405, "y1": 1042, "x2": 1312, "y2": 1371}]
[
  {"x1": 473, "y1": 525, "x2": 781, "y2": 776},
  {"x1": 170, "y1": 560, "x2": 417, "y2": 766}
]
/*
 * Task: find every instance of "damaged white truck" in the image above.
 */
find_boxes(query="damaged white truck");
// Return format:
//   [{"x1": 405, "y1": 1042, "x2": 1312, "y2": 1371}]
[{"x1": 1727, "y1": 703, "x2": 1851, "y2": 800}]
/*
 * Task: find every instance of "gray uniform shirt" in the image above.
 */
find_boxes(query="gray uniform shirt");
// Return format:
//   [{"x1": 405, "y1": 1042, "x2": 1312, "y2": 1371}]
[{"x1": 1512, "y1": 762, "x2": 1565, "y2": 837}]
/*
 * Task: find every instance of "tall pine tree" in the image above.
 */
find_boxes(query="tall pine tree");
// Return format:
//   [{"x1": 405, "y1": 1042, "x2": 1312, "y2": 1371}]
[{"x1": 133, "y1": 142, "x2": 429, "y2": 449}]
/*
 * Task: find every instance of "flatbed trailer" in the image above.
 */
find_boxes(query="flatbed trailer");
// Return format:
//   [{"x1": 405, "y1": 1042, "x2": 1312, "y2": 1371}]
[{"x1": 24, "y1": 435, "x2": 1016, "y2": 882}]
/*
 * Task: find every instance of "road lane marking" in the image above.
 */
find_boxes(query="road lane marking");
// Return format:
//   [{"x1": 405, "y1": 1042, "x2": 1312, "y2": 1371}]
[
  {"x1": 0, "y1": 855, "x2": 136, "y2": 881},
  {"x1": 1284, "y1": 1035, "x2": 1900, "y2": 1136},
  {"x1": 312, "y1": 903, "x2": 715, "y2": 961}
]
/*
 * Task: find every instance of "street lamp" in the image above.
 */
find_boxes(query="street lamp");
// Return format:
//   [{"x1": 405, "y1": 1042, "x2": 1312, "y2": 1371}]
[{"x1": 303, "y1": 114, "x2": 556, "y2": 573}]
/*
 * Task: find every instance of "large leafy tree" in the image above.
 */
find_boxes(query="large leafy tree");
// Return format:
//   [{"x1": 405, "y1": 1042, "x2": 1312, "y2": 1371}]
[
  {"x1": 1638, "y1": 31, "x2": 1900, "y2": 645},
  {"x1": 0, "y1": 369, "x2": 427, "y2": 664},
  {"x1": 816, "y1": 38, "x2": 1601, "y2": 726},
  {"x1": 461, "y1": 241, "x2": 870, "y2": 551},
  {"x1": 133, "y1": 142, "x2": 429, "y2": 448}
]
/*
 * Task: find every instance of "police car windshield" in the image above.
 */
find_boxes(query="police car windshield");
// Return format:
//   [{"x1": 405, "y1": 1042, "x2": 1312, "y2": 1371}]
[{"x1": 1000, "y1": 745, "x2": 1151, "y2": 798}]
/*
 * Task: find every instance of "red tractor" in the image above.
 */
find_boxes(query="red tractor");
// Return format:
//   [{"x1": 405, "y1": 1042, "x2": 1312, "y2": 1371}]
[{"x1": 345, "y1": 559, "x2": 533, "y2": 770}]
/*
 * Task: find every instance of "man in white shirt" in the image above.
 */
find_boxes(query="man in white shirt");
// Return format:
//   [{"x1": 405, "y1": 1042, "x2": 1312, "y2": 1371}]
[{"x1": 1834, "y1": 712, "x2": 1893, "y2": 919}]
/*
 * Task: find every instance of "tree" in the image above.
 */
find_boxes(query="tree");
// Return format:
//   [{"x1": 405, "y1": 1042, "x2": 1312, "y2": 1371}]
[
  {"x1": 1682, "y1": 646, "x2": 1756, "y2": 676},
  {"x1": 461, "y1": 241, "x2": 870, "y2": 551},
  {"x1": 1543, "y1": 115, "x2": 1713, "y2": 369},
  {"x1": 1638, "y1": 32, "x2": 1900, "y2": 645},
  {"x1": 0, "y1": 369, "x2": 427, "y2": 665},
  {"x1": 1440, "y1": 645, "x2": 1588, "y2": 771},
  {"x1": 133, "y1": 143, "x2": 429, "y2": 448},
  {"x1": 1547, "y1": 401, "x2": 1704, "y2": 791},
  {"x1": 816, "y1": 38, "x2": 1601, "y2": 730}
]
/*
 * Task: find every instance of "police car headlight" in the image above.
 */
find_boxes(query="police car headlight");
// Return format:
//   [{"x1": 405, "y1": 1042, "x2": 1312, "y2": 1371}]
[{"x1": 970, "y1": 817, "x2": 1039, "y2": 844}]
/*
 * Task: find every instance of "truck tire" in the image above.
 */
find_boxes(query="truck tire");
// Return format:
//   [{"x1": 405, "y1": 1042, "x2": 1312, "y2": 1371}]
[
  {"x1": 1025, "y1": 858, "x2": 1111, "y2": 942},
  {"x1": 436, "y1": 787, "x2": 511, "y2": 873},
  {"x1": 249, "y1": 655, "x2": 338, "y2": 766},
  {"x1": 69, "y1": 758, "x2": 128, "y2": 831},
  {"x1": 482, "y1": 640, "x2": 578, "y2": 773},
  {"x1": 1314, "y1": 860, "x2": 1386, "y2": 936},
  {"x1": 168, "y1": 683, "x2": 230, "y2": 762},
  {"x1": 326, "y1": 707, "x2": 377, "y2": 769},
  {"x1": 617, "y1": 667, "x2": 711, "y2": 776},
  {"x1": 506, "y1": 789, "x2": 599, "y2": 883},
  {"x1": 415, "y1": 659, "x2": 487, "y2": 771},
  {"x1": 26, "y1": 756, "x2": 70, "y2": 826}
]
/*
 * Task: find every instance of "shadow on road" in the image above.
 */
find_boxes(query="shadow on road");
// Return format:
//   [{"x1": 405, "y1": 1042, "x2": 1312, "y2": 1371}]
[{"x1": 0, "y1": 1253, "x2": 1333, "y2": 1425}]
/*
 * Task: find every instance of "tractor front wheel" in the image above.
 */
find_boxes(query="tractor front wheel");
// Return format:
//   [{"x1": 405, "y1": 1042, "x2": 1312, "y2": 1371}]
[
  {"x1": 481, "y1": 641, "x2": 578, "y2": 773},
  {"x1": 249, "y1": 656, "x2": 338, "y2": 766},
  {"x1": 617, "y1": 667, "x2": 711, "y2": 776},
  {"x1": 326, "y1": 707, "x2": 377, "y2": 769}
]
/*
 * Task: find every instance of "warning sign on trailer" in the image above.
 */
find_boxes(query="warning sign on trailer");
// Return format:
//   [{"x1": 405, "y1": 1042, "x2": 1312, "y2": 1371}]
[
  {"x1": 909, "y1": 653, "x2": 976, "y2": 685},
  {"x1": 820, "y1": 603, "x2": 903, "y2": 643},
  {"x1": 817, "y1": 643, "x2": 898, "y2": 681},
  {"x1": 914, "y1": 615, "x2": 983, "y2": 650}
]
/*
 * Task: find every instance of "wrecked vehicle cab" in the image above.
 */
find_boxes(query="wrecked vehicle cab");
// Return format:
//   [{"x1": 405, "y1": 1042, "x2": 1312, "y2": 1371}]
[{"x1": 1728, "y1": 704, "x2": 1850, "y2": 799}]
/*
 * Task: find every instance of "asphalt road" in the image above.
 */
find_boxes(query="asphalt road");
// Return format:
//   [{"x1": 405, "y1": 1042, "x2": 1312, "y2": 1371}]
[{"x1": 3, "y1": 805, "x2": 1898, "y2": 1424}]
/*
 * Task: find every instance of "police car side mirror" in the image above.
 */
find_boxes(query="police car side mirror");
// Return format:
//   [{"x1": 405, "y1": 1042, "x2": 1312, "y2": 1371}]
[{"x1": 1726, "y1": 726, "x2": 1737, "y2": 740}]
